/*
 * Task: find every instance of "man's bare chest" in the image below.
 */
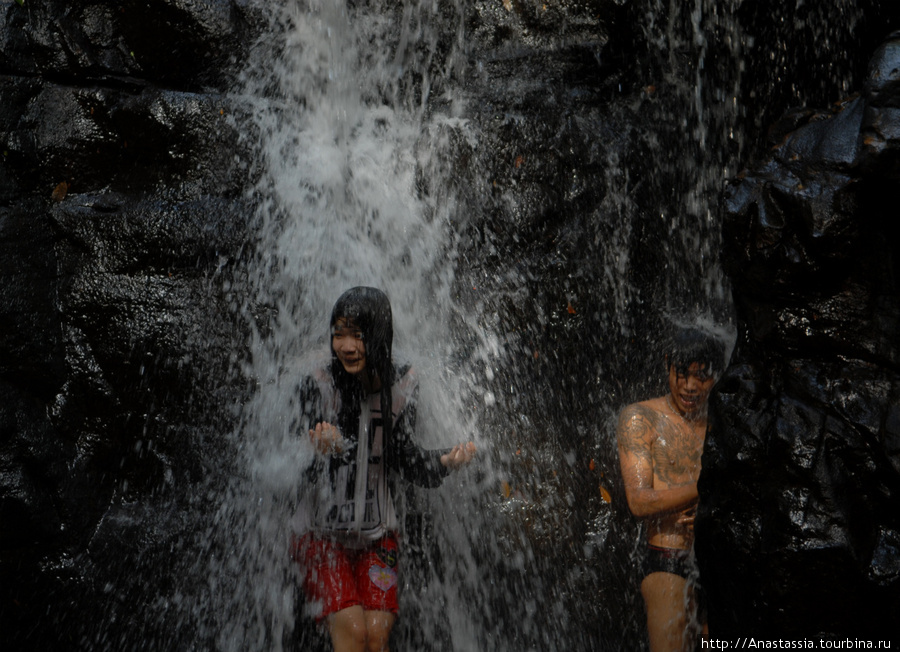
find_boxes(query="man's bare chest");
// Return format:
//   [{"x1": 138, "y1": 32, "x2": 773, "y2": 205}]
[{"x1": 651, "y1": 422, "x2": 703, "y2": 485}]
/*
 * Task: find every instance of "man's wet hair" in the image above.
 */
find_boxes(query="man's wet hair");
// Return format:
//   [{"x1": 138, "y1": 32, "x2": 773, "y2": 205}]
[{"x1": 666, "y1": 328, "x2": 726, "y2": 376}]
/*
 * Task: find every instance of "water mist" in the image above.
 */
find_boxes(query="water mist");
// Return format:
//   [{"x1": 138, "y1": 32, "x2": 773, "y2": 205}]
[
  {"x1": 194, "y1": 0, "x2": 745, "y2": 650},
  {"x1": 218, "y1": 0, "x2": 489, "y2": 649}
]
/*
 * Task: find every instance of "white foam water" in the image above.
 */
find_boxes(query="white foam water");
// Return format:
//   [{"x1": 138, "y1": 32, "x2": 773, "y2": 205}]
[
  {"x1": 200, "y1": 0, "x2": 746, "y2": 649},
  {"x1": 211, "y1": 1, "x2": 493, "y2": 649}
]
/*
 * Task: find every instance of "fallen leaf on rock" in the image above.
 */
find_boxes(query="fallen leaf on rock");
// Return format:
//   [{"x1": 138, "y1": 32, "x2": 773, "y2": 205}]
[
  {"x1": 51, "y1": 181, "x2": 68, "y2": 202},
  {"x1": 502, "y1": 0, "x2": 512, "y2": 10},
  {"x1": 600, "y1": 485, "x2": 612, "y2": 503}
]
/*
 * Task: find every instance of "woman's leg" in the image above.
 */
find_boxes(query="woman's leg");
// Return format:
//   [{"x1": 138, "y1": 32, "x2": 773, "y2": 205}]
[
  {"x1": 354, "y1": 535, "x2": 400, "y2": 652},
  {"x1": 363, "y1": 610, "x2": 397, "y2": 652},
  {"x1": 294, "y1": 535, "x2": 365, "y2": 651},
  {"x1": 328, "y1": 606, "x2": 368, "y2": 652}
]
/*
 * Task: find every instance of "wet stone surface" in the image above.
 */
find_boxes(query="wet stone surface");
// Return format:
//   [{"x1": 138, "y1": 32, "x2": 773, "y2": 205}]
[
  {"x1": 0, "y1": 1, "x2": 261, "y2": 649},
  {"x1": 697, "y1": 34, "x2": 900, "y2": 639}
]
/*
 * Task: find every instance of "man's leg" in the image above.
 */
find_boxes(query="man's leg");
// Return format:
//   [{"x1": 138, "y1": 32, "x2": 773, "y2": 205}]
[{"x1": 641, "y1": 571, "x2": 694, "y2": 652}]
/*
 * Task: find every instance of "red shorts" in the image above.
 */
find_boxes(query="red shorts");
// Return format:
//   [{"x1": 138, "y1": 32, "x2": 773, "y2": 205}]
[{"x1": 293, "y1": 533, "x2": 400, "y2": 621}]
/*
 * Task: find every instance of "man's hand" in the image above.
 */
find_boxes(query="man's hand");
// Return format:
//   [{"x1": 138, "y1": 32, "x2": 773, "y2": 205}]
[
  {"x1": 675, "y1": 505, "x2": 697, "y2": 531},
  {"x1": 309, "y1": 422, "x2": 344, "y2": 455},
  {"x1": 441, "y1": 442, "x2": 477, "y2": 469}
]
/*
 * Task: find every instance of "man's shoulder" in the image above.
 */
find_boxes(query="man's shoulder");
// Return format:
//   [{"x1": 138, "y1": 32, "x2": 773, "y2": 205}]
[
  {"x1": 619, "y1": 397, "x2": 666, "y2": 420},
  {"x1": 617, "y1": 398, "x2": 670, "y2": 442}
]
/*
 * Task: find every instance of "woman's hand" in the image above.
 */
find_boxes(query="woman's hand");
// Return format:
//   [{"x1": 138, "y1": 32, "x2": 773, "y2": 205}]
[
  {"x1": 309, "y1": 422, "x2": 344, "y2": 455},
  {"x1": 441, "y1": 442, "x2": 477, "y2": 470}
]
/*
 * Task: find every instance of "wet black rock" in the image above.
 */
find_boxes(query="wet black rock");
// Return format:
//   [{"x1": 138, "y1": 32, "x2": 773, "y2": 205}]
[
  {"x1": 0, "y1": 0, "x2": 259, "y2": 90},
  {"x1": 0, "y1": 1, "x2": 261, "y2": 649},
  {"x1": 696, "y1": 34, "x2": 900, "y2": 639},
  {"x1": 865, "y1": 31, "x2": 900, "y2": 108}
]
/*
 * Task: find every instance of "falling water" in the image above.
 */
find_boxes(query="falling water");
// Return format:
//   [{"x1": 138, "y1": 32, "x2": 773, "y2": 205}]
[
  {"x1": 112, "y1": 1, "x2": 888, "y2": 651},
  {"x1": 213, "y1": 0, "x2": 492, "y2": 649},
  {"x1": 3, "y1": 0, "x2": 896, "y2": 651},
  {"x1": 215, "y1": 0, "x2": 742, "y2": 650}
]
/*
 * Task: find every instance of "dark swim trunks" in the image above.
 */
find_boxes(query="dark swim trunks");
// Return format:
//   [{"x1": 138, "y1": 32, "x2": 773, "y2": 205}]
[
  {"x1": 644, "y1": 544, "x2": 693, "y2": 579},
  {"x1": 644, "y1": 544, "x2": 707, "y2": 621}
]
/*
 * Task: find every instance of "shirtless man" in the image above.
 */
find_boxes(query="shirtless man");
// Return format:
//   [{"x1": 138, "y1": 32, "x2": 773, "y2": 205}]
[{"x1": 617, "y1": 328, "x2": 724, "y2": 652}]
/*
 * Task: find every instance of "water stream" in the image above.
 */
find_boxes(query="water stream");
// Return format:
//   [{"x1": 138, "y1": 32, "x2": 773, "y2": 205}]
[
  {"x1": 223, "y1": 1, "x2": 738, "y2": 650},
  {"x1": 129, "y1": 0, "x2": 881, "y2": 650}
]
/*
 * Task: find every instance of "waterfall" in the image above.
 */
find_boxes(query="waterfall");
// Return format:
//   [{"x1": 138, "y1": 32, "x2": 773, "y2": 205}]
[
  {"x1": 92, "y1": 0, "x2": 754, "y2": 649},
  {"x1": 206, "y1": 0, "x2": 491, "y2": 649},
  {"x1": 3, "y1": 1, "x2": 895, "y2": 651},
  {"x1": 211, "y1": 0, "x2": 744, "y2": 650}
]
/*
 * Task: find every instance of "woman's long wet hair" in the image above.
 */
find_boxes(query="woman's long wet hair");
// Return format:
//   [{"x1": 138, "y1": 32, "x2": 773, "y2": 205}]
[{"x1": 329, "y1": 287, "x2": 396, "y2": 445}]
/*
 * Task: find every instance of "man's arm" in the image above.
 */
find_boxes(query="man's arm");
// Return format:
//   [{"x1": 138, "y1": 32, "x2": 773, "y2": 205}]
[{"x1": 616, "y1": 403, "x2": 698, "y2": 518}]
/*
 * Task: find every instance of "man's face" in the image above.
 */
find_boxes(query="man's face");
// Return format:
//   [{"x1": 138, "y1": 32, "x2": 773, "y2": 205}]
[
  {"x1": 668, "y1": 361, "x2": 715, "y2": 416},
  {"x1": 332, "y1": 318, "x2": 366, "y2": 376}
]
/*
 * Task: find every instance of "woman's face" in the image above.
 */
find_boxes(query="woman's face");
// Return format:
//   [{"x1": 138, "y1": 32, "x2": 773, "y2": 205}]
[{"x1": 332, "y1": 318, "x2": 366, "y2": 376}]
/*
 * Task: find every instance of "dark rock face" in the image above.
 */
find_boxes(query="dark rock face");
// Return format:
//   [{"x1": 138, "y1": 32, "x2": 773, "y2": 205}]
[
  {"x1": 0, "y1": 1, "x2": 262, "y2": 649},
  {"x1": 697, "y1": 35, "x2": 900, "y2": 638},
  {"x1": 0, "y1": 0, "x2": 256, "y2": 90}
]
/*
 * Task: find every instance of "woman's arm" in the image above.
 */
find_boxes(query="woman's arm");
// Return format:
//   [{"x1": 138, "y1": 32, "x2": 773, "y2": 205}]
[
  {"x1": 440, "y1": 443, "x2": 477, "y2": 469},
  {"x1": 388, "y1": 368, "x2": 476, "y2": 485},
  {"x1": 299, "y1": 374, "x2": 353, "y2": 481},
  {"x1": 388, "y1": 398, "x2": 451, "y2": 487}
]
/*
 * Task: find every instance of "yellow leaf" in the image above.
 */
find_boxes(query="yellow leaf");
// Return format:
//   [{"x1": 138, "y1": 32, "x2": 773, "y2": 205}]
[{"x1": 600, "y1": 485, "x2": 612, "y2": 503}]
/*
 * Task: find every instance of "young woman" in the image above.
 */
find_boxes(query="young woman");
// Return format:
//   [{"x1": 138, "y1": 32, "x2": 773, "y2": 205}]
[{"x1": 293, "y1": 286, "x2": 475, "y2": 652}]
